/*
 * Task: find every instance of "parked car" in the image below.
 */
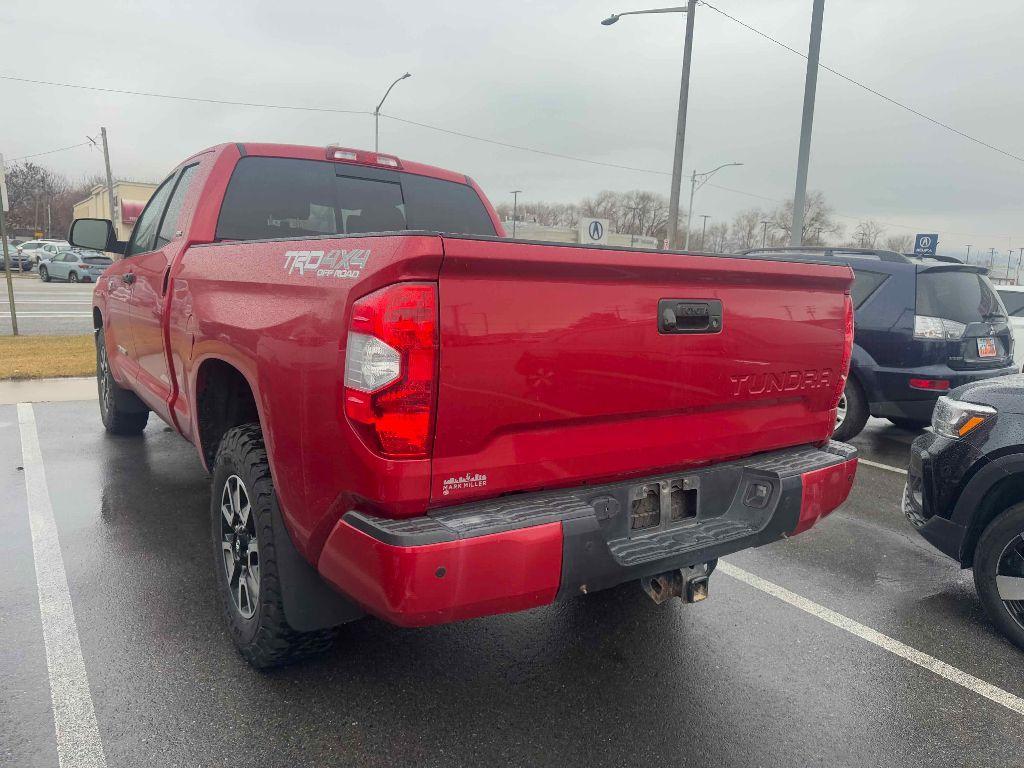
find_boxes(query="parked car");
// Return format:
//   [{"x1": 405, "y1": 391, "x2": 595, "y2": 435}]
[
  {"x1": 3, "y1": 247, "x2": 33, "y2": 272},
  {"x1": 904, "y1": 377, "x2": 1024, "y2": 651},
  {"x1": 743, "y1": 247, "x2": 1017, "y2": 440},
  {"x1": 70, "y1": 142, "x2": 858, "y2": 668},
  {"x1": 994, "y1": 285, "x2": 1024, "y2": 368},
  {"x1": 17, "y1": 239, "x2": 69, "y2": 265},
  {"x1": 38, "y1": 248, "x2": 112, "y2": 282}
]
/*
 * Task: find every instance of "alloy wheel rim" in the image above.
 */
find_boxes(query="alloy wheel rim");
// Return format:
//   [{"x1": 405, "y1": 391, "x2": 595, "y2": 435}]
[
  {"x1": 995, "y1": 532, "x2": 1024, "y2": 630},
  {"x1": 220, "y1": 475, "x2": 260, "y2": 619},
  {"x1": 835, "y1": 393, "x2": 848, "y2": 428},
  {"x1": 98, "y1": 340, "x2": 113, "y2": 412}
]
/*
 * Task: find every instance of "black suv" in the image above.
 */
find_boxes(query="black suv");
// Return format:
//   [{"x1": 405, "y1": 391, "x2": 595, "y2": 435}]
[
  {"x1": 743, "y1": 247, "x2": 1016, "y2": 440},
  {"x1": 904, "y1": 376, "x2": 1024, "y2": 650}
]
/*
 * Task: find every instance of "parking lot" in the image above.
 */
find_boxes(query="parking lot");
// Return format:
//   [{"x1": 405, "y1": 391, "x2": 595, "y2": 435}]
[
  {"x1": 0, "y1": 276, "x2": 94, "y2": 336},
  {"x1": 2, "y1": 396, "x2": 1021, "y2": 767}
]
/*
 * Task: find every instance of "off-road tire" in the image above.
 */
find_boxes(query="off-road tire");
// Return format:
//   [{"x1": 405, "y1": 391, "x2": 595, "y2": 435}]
[
  {"x1": 39, "y1": 266, "x2": 49, "y2": 282},
  {"x1": 833, "y1": 377, "x2": 868, "y2": 442},
  {"x1": 212, "y1": 423, "x2": 338, "y2": 668},
  {"x1": 973, "y1": 503, "x2": 1024, "y2": 651},
  {"x1": 96, "y1": 330, "x2": 149, "y2": 435}
]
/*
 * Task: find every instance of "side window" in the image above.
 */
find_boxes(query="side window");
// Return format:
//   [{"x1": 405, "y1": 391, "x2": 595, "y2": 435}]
[
  {"x1": 850, "y1": 269, "x2": 888, "y2": 309},
  {"x1": 998, "y1": 291, "x2": 1024, "y2": 317},
  {"x1": 155, "y1": 164, "x2": 199, "y2": 249},
  {"x1": 400, "y1": 173, "x2": 496, "y2": 236},
  {"x1": 126, "y1": 174, "x2": 176, "y2": 256}
]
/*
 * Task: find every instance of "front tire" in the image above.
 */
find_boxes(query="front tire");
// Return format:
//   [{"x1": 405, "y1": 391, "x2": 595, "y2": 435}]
[
  {"x1": 212, "y1": 424, "x2": 337, "y2": 668},
  {"x1": 832, "y1": 377, "x2": 868, "y2": 442},
  {"x1": 974, "y1": 504, "x2": 1024, "y2": 651},
  {"x1": 96, "y1": 330, "x2": 149, "y2": 435},
  {"x1": 39, "y1": 266, "x2": 49, "y2": 282},
  {"x1": 69, "y1": 271, "x2": 79, "y2": 283}
]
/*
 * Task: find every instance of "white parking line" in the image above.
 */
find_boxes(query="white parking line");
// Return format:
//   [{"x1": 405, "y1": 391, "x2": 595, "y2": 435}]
[
  {"x1": 17, "y1": 403, "x2": 107, "y2": 768},
  {"x1": 858, "y1": 458, "x2": 908, "y2": 475},
  {"x1": 718, "y1": 561, "x2": 1024, "y2": 717}
]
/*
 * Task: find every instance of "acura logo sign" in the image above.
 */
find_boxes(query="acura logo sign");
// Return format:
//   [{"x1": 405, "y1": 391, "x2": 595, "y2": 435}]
[{"x1": 589, "y1": 220, "x2": 604, "y2": 240}]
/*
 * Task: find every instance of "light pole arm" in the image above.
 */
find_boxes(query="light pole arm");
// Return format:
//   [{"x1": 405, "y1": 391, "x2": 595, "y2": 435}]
[
  {"x1": 374, "y1": 72, "x2": 411, "y2": 152},
  {"x1": 611, "y1": 6, "x2": 688, "y2": 20},
  {"x1": 375, "y1": 72, "x2": 411, "y2": 116}
]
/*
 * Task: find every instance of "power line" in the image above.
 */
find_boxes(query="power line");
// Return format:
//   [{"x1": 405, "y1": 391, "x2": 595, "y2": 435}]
[
  {"x1": 699, "y1": 1, "x2": 1024, "y2": 165},
  {"x1": 1, "y1": 73, "x2": 1017, "y2": 242},
  {"x1": 0, "y1": 75, "x2": 372, "y2": 117},
  {"x1": 10, "y1": 141, "x2": 93, "y2": 162}
]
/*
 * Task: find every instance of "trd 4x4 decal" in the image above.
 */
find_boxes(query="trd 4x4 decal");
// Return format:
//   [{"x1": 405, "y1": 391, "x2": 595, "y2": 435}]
[{"x1": 284, "y1": 249, "x2": 371, "y2": 279}]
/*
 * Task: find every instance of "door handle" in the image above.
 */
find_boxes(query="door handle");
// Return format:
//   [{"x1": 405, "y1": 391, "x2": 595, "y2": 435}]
[
  {"x1": 658, "y1": 299, "x2": 723, "y2": 334},
  {"x1": 122, "y1": 272, "x2": 136, "y2": 285}
]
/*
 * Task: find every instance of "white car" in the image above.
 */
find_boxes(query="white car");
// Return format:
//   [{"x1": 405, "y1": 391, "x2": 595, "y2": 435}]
[
  {"x1": 17, "y1": 239, "x2": 70, "y2": 266},
  {"x1": 995, "y1": 285, "x2": 1024, "y2": 368}
]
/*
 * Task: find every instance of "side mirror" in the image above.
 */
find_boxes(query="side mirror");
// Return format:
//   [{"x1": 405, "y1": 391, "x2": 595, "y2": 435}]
[{"x1": 69, "y1": 218, "x2": 126, "y2": 254}]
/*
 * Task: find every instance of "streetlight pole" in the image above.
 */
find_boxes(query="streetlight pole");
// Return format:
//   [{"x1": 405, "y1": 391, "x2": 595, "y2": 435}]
[
  {"x1": 602, "y1": 3, "x2": 695, "y2": 249},
  {"x1": 790, "y1": 0, "x2": 826, "y2": 246},
  {"x1": 965, "y1": 244, "x2": 972, "y2": 263},
  {"x1": 374, "y1": 72, "x2": 411, "y2": 153},
  {"x1": 510, "y1": 190, "x2": 522, "y2": 238},
  {"x1": 699, "y1": 214, "x2": 710, "y2": 251},
  {"x1": 760, "y1": 219, "x2": 771, "y2": 247},
  {"x1": 683, "y1": 162, "x2": 742, "y2": 250}
]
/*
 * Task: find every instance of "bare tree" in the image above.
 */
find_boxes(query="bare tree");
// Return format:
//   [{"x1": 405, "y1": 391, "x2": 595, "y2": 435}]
[
  {"x1": 704, "y1": 222, "x2": 730, "y2": 253},
  {"x1": 770, "y1": 190, "x2": 843, "y2": 245},
  {"x1": 851, "y1": 219, "x2": 886, "y2": 248},
  {"x1": 728, "y1": 208, "x2": 765, "y2": 252},
  {"x1": 884, "y1": 233, "x2": 913, "y2": 253}
]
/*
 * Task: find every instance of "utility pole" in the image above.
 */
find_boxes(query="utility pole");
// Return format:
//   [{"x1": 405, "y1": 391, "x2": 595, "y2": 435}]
[
  {"x1": 790, "y1": 0, "x2": 826, "y2": 246},
  {"x1": 699, "y1": 214, "x2": 710, "y2": 250},
  {"x1": 0, "y1": 154, "x2": 18, "y2": 335},
  {"x1": 46, "y1": 202, "x2": 51, "y2": 238},
  {"x1": 101, "y1": 127, "x2": 116, "y2": 231},
  {"x1": 510, "y1": 190, "x2": 522, "y2": 239},
  {"x1": 965, "y1": 244, "x2": 972, "y2": 263},
  {"x1": 760, "y1": 219, "x2": 771, "y2": 248},
  {"x1": 989, "y1": 248, "x2": 996, "y2": 270}
]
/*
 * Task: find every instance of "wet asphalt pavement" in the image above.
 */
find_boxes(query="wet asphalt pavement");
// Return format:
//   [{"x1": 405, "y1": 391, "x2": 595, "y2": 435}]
[
  {"x1": 0, "y1": 277, "x2": 94, "y2": 336},
  {"x1": 2, "y1": 401, "x2": 1022, "y2": 767}
]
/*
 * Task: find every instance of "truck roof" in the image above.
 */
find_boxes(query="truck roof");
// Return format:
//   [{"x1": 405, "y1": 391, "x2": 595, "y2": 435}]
[{"x1": 200, "y1": 142, "x2": 472, "y2": 185}]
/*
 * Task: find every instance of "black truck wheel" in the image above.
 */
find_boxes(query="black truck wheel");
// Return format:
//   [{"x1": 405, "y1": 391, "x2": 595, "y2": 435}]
[
  {"x1": 832, "y1": 378, "x2": 868, "y2": 442},
  {"x1": 212, "y1": 423, "x2": 338, "y2": 668},
  {"x1": 974, "y1": 504, "x2": 1024, "y2": 651},
  {"x1": 96, "y1": 330, "x2": 149, "y2": 435}
]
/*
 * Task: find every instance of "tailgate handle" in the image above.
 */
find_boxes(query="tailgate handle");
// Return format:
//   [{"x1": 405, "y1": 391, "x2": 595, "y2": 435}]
[{"x1": 659, "y1": 299, "x2": 723, "y2": 334}]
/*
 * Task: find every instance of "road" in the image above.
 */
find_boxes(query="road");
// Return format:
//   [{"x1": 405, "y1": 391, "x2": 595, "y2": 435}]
[
  {"x1": 0, "y1": 275, "x2": 94, "y2": 336},
  {"x1": 1, "y1": 405, "x2": 1021, "y2": 767}
]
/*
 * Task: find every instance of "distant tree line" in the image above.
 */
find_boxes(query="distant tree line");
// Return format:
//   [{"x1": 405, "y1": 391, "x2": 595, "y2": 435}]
[
  {"x1": 4, "y1": 161, "x2": 103, "y2": 239},
  {"x1": 496, "y1": 188, "x2": 917, "y2": 253}
]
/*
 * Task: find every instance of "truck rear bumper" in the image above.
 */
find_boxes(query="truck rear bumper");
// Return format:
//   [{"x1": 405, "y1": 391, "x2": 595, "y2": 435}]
[{"x1": 317, "y1": 442, "x2": 858, "y2": 627}]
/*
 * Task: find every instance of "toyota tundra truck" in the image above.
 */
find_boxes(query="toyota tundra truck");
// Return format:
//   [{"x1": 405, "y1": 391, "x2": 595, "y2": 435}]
[{"x1": 69, "y1": 142, "x2": 858, "y2": 668}]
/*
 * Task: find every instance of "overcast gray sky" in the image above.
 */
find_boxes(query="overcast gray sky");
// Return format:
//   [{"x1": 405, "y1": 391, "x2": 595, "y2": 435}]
[{"x1": 2, "y1": 0, "x2": 1022, "y2": 257}]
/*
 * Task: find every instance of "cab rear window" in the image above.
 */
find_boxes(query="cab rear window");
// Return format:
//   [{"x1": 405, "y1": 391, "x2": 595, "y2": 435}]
[
  {"x1": 916, "y1": 270, "x2": 1005, "y2": 323},
  {"x1": 215, "y1": 157, "x2": 496, "y2": 242}
]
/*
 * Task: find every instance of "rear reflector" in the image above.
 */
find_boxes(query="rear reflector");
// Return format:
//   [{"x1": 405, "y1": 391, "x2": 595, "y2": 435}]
[
  {"x1": 909, "y1": 378, "x2": 950, "y2": 391},
  {"x1": 344, "y1": 283, "x2": 438, "y2": 458},
  {"x1": 793, "y1": 459, "x2": 858, "y2": 535}
]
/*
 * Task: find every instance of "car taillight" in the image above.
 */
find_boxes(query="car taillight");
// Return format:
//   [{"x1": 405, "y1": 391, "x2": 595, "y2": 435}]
[
  {"x1": 909, "y1": 378, "x2": 950, "y2": 391},
  {"x1": 914, "y1": 315, "x2": 966, "y2": 340},
  {"x1": 833, "y1": 293, "x2": 854, "y2": 406},
  {"x1": 343, "y1": 283, "x2": 437, "y2": 458}
]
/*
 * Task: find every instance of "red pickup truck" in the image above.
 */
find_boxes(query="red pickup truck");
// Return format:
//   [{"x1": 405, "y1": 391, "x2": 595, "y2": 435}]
[{"x1": 70, "y1": 142, "x2": 858, "y2": 667}]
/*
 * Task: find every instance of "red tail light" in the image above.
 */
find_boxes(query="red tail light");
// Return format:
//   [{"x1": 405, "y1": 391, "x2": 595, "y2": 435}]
[
  {"x1": 344, "y1": 283, "x2": 438, "y2": 458},
  {"x1": 833, "y1": 293, "x2": 854, "y2": 406},
  {"x1": 909, "y1": 378, "x2": 950, "y2": 391}
]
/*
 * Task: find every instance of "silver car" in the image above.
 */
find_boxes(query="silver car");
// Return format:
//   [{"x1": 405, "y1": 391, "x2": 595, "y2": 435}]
[{"x1": 38, "y1": 249, "x2": 113, "y2": 283}]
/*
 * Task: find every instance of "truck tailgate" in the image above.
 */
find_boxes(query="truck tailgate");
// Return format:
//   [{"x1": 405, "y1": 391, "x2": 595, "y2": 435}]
[{"x1": 430, "y1": 238, "x2": 853, "y2": 505}]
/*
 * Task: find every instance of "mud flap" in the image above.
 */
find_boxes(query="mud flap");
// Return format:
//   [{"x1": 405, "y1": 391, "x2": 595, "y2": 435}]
[{"x1": 270, "y1": 500, "x2": 364, "y2": 631}]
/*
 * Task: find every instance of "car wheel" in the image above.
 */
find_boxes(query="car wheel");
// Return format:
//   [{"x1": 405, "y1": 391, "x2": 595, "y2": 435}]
[
  {"x1": 212, "y1": 423, "x2": 338, "y2": 669},
  {"x1": 39, "y1": 266, "x2": 49, "y2": 282},
  {"x1": 69, "y1": 271, "x2": 79, "y2": 283},
  {"x1": 96, "y1": 329, "x2": 149, "y2": 435},
  {"x1": 887, "y1": 417, "x2": 929, "y2": 432},
  {"x1": 832, "y1": 377, "x2": 868, "y2": 442},
  {"x1": 974, "y1": 503, "x2": 1024, "y2": 651}
]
